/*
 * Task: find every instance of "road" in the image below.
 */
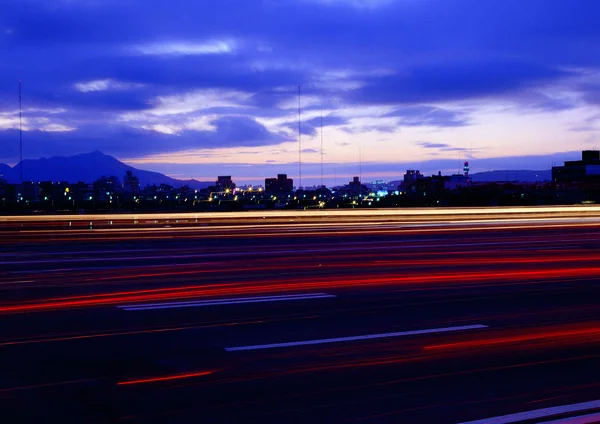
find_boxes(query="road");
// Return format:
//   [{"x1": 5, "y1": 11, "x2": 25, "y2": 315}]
[{"x1": 0, "y1": 207, "x2": 599, "y2": 423}]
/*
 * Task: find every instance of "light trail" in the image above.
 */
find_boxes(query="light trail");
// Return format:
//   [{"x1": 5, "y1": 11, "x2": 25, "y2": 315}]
[
  {"x1": 457, "y1": 399, "x2": 600, "y2": 424},
  {"x1": 424, "y1": 324, "x2": 600, "y2": 352},
  {"x1": 5, "y1": 220, "x2": 600, "y2": 247},
  {"x1": 2, "y1": 206, "x2": 600, "y2": 422},
  {"x1": 540, "y1": 412, "x2": 600, "y2": 423},
  {"x1": 2, "y1": 263, "x2": 600, "y2": 314},
  {"x1": 117, "y1": 371, "x2": 214, "y2": 386},
  {"x1": 3, "y1": 205, "x2": 600, "y2": 223},
  {"x1": 225, "y1": 324, "x2": 488, "y2": 351},
  {"x1": 118, "y1": 293, "x2": 336, "y2": 311}
]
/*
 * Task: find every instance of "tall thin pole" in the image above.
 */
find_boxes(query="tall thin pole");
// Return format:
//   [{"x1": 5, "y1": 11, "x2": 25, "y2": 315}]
[
  {"x1": 19, "y1": 80, "x2": 23, "y2": 183},
  {"x1": 298, "y1": 85, "x2": 302, "y2": 190},
  {"x1": 359, "y1": 146, "x2": 362, "y2": 184},
  {"x1": 320, "y1": 111, "x2": 324, "y2": 188}
]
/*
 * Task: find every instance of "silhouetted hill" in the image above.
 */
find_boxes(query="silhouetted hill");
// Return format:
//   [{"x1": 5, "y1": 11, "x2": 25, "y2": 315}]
[
  {"x1": 0, "y1": 151, "x2": 212, "y2": 188},
  {"x1": 470, "y1": 170, "x2": 550, "y2": 182},
  {"x1": 0, "y1": 163, "x2": 11, "y2": 179}
]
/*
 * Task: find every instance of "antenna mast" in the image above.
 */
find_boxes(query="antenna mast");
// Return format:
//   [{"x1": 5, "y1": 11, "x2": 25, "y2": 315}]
[
  {"x1": 359, "y1": 146, "x2": 362, "y2": 184},
  {"x1": 298, "y1": 85, "x2": 302, "y2": 190},
  {"x1": 19, "y1": 80, "x2": 23, "y2": 183},
  {"x1": 320, "y1": 111, "x2": 324, "y2": 188}
]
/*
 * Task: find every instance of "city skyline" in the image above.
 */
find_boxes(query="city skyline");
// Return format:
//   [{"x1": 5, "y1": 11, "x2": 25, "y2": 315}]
[{"x1": 2, "y1": 0, "x2": 600, "y2": 185}]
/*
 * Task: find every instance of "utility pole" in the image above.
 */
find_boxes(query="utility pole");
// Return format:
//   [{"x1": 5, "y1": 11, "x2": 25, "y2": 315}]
[
  {"x1": 320, "y1": 111, "x2": 324, "y2": 188},
  {"x1": 19, "y1": 80, "x2": 23, "y2": 183},
  {"x1": 359, "y1": 146, "x2": 362, "y2": 184},
  {"x1": 298, "y1": 85, "x2": 302, "y2": 190}
]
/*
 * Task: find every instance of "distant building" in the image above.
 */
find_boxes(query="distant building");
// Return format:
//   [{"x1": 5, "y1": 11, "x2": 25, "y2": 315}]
[
  {"x1": 445, "y1": 174, "x2": 471, "y2": 191},
  {"x1": 552, "y1": 150, "x2": 600, "y2": 183},
  {"x1": 18, "y1": 181, "x2": 40, "y2": 202},
  {"x1": 265, "y1": 174, "x2": 293, "y2": 193},
  {"x1": 94, "y1": 176, "x2": 121, "y2": 202},
  {"x1": 123, "y1": 170, "x2": 140, "y2": 193},
  {"x1": 215, "y1": 176, "x2": 235, "y2": 192},
  {"x1": 347, "y1": 176, "x2": 367, "y2": 196},
  {"x1": 403, "y1": 170, "x2": 424, "y2": 192}
]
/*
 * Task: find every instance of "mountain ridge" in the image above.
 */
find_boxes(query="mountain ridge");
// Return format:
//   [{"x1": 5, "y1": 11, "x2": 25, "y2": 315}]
[
  {"x1": 0, "y1": 151, "x2": 213, "y2": 188},
  {"x1": 0, "y1": 151, "x2": 552, "y2": 186},
  {"x1": 470, "y1": 169, "x2": 551, "y2": 182}
]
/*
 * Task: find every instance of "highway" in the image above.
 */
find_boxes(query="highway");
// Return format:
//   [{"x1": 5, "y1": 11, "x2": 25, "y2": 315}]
[{"x1": 0, "y1": 206, "x2": 599, "y2": 423}]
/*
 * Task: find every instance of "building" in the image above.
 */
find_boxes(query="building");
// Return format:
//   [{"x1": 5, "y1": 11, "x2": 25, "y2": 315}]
[
  {"x1": 445, "y1": 174, "x2": 471, "y2": 191},
  {"x1": 403, "y1": 170, "x2": 424, "y2": 192},
  {"x1": 94, "y1": 176, "x2": 121, "y2": 202},
  {"x1": 347, "y1": 176, "x2": 367, "y2": 196},
  {"x1": 123, "y1": 170, "x2": 140, "y2": 193},
  {"x1": 215, "y1": 176, "x2": 235, "y2": 192},
  {"x1": 265, "y1": 174, "x2": 293, "y2": 193},
  {"x1": 18, "y1": 181, "x2": 40, "y2": 202},
  {"x1": 552, "y1": 150, "x2": 600, "y2": 183}
]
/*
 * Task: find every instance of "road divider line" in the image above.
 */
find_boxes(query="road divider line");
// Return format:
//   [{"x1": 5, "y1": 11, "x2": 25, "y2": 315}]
[
  {"x1": 540, "y1": 412, "x2": 600, "y2": 424},
  {"x1": 118, "y1": 293, "x2": 336, "y2": 311},
  {"x1": 225, "y1": 324, "x2": 488, "y2": 352},
  {"x1": 457, "y1": 399, "x2": 600, "y2": 424}
]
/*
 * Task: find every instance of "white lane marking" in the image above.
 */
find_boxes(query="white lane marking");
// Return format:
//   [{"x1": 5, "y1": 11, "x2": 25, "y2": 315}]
[
  {"x1": 118, "y1": 293, "x2": 336, "y2": 311},
  {"x1": 540, "y1": 412, "x2": 600, "y2": 424},
  {"x1": 457, "y1": 399, "x2": 600, "y2": 424},
  {"x1": 121, "y1": 292, "x2": 327, "y2": 308},
  {"x1": 225, "y1": 324, "x2": 488, "y2": 352}
]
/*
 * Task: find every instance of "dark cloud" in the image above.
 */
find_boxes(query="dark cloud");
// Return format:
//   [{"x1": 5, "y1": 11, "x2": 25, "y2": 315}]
[
  {"x1": 417, "y1": 141, "x2": 470, "y2": 153},
  {"x1": 529, "y1": 97, "x2": 577, "y2": 112},
  {"x1": 385, "y1": 106, "x2": 469, "y2": 127},
  {"x1": 304, "y1": 115, "x2": 347, "y2": 128},
  {"x1": 2, "y1": 0, "x2": 600, "y2": 158},
  {"x1": 348, "y1": 62, "x2": 571, "y2": 105},
  {"x1": 0, "y1": 116, "x2": 290, "y2": 162},
  {"x1": 342, "y1": 124, "x2": 396, "y2": 134},
  {"x1": 418, "y1": 142, "x2": 451, "y2": 149},
  {"x1": 284, "y1": 123, "x2": 318, "y2": 137}
]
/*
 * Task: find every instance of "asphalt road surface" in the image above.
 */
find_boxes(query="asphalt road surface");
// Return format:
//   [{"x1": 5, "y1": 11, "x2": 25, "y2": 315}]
[{"x1": 0, "y1": 207, "x2": 599, "y2": 423}]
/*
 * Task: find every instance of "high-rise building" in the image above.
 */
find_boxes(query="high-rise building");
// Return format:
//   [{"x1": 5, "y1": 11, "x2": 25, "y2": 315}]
[
  {"x1": 348, "y1": 176, "x2": 366, "y2": 196},
  {"x1": 215, "y1": 176, "x2": 235, "y2": 191},
  {"x1": 265, "y1": 174, "x2": 293, "y2": 193},
  {"x1": 403, "y1": 170, "x2": 423, "y2": 192},
  {"x1": 552, "y1": 150, "x2": 600, "y2": 183}
]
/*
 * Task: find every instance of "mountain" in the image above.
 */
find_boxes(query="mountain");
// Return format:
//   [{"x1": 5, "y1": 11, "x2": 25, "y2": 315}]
[
  {"x1": 0, "y1": 151, "x2": 212, "y2": 188},
  {"x1": 0, "y1": 163, "x2": 12, "y2": 179},
  {"x1": 470, "y1": 170, "x2": 551, "y2": 182}
]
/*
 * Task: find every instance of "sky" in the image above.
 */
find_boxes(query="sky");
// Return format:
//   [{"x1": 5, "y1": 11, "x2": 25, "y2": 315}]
[{"x1": 2, "y1": 0, "x2": 600, "y2": 185}]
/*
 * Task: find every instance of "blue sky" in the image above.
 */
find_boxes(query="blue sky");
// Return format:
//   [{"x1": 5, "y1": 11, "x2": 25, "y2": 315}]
[{"x1": 2, "y1": 0, "x2": 600, "y2": 184}]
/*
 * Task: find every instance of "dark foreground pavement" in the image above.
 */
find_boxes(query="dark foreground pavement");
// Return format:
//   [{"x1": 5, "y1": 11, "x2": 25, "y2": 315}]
[{"x1": 0, "y1": 209, "x2": 598, "y2": 423}]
